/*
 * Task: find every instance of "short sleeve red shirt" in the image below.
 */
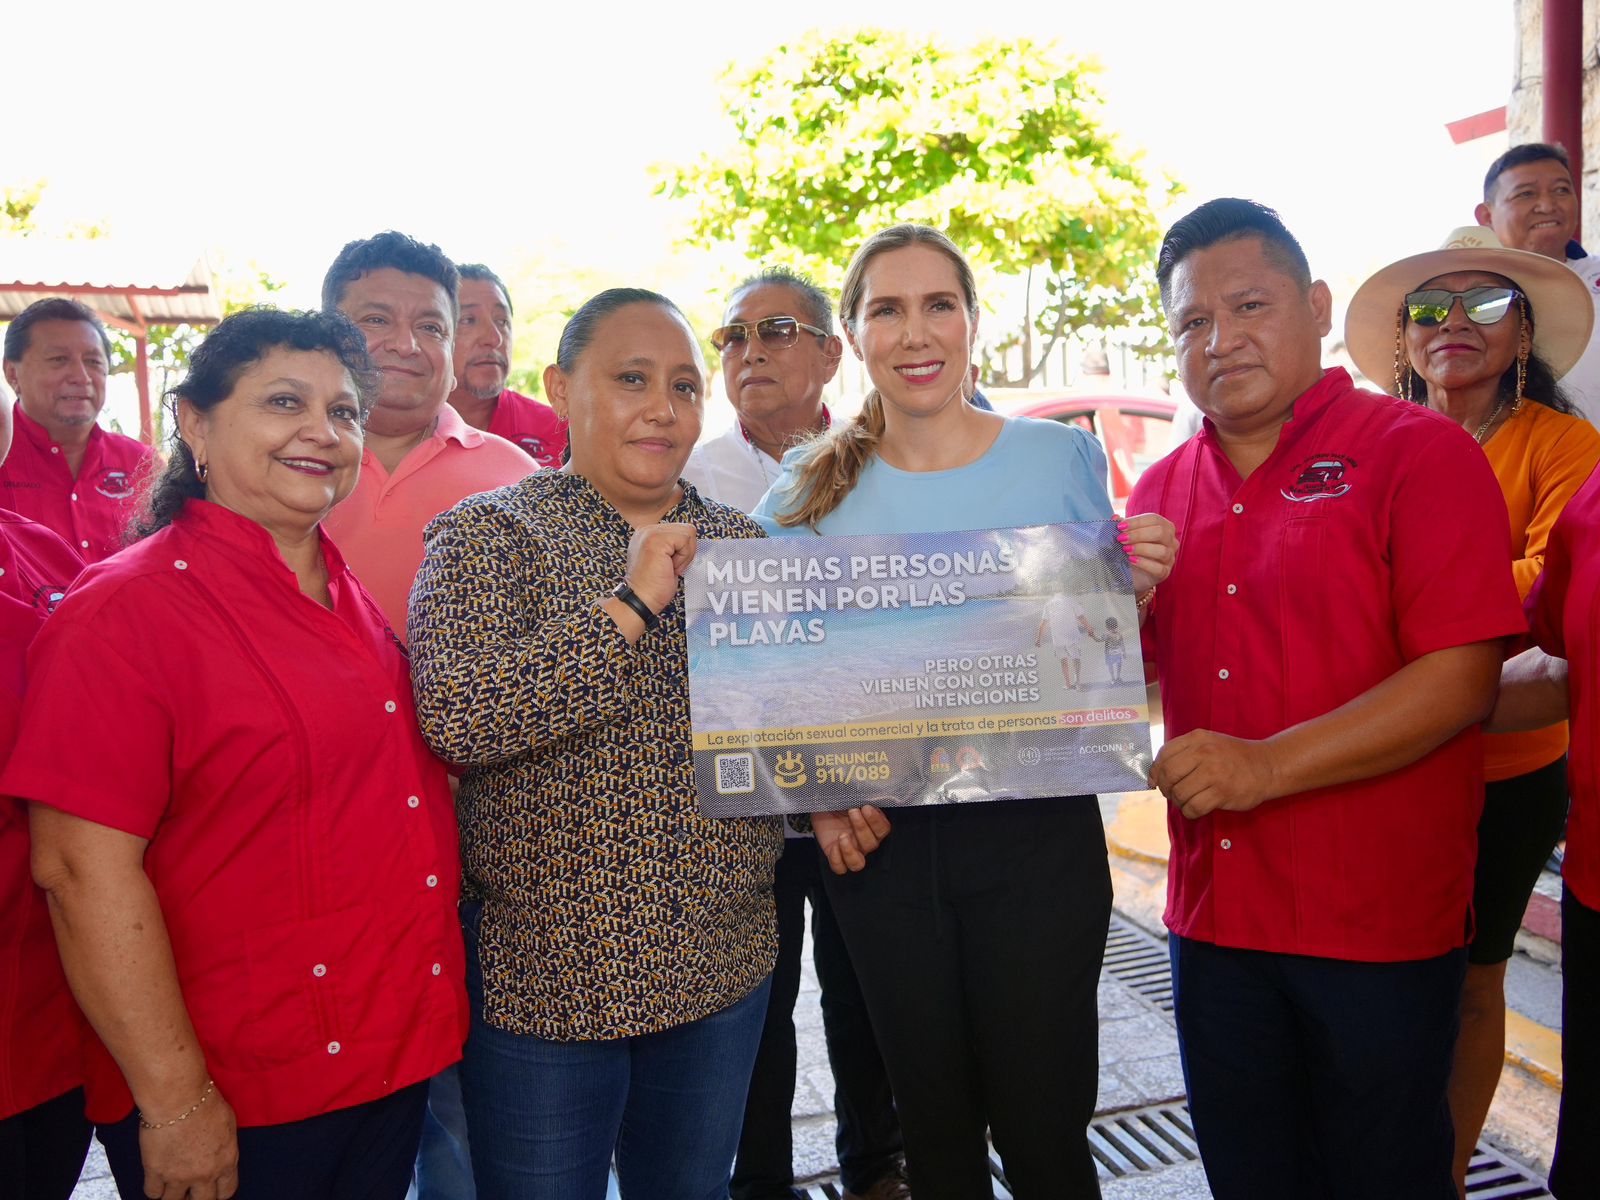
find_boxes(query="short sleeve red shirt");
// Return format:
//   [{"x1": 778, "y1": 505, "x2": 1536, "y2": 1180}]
[
  {"x1": 0, "y1": 403, "x2": 156, "y2": 562},
  {"x1": 487, "y1": 389, "x2": 567, "y2": 470},
  {"x1": 0, "y1": 499, "x2": 467, "y2": 1127},
  {"x1": 1131, "y1": 369, "x2": 1526, "y2": 962},
  {"x1": 0, "y1": 511, "x2": 84, "y2": 1120},
  {"x1": 1528, "y1": 461, "x2": 1600, "y2": 911}
]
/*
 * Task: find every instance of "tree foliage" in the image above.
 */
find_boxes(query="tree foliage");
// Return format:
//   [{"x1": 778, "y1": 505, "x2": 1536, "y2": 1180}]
[{"x1": 656, "y1": 31, "x2": 1179, "y2": 384}]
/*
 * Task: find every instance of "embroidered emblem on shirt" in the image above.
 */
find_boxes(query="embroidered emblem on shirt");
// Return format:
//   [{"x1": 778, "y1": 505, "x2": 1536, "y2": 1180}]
[
  {"x1": 31, "y1": 583, "x2": 67, "y2": 614},
  {"x1": 94, "y1": 468, "x2": 135, "y2": 500},
  {"x1": 1281, "y1": 454, "x2": 1356, "y2": 503}
]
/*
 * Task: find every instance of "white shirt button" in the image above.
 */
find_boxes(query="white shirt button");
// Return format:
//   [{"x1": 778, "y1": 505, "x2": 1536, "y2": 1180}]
[
  {"x1": 327, "y1": 1041, "x2": 341, "y2": 1054},
  {"x1": 1226, "y1": 584, "x2": 1238, "y2": 595},
  {"x1": 407, "y1": 795, "x2": 420, "y2": 809},
  {"x1": 1218, "y1": 668, "x2": 1230, "y2": 680},
  {"x1": 70, "y1": 493, "x2": 78, "y2": 501},
  {"x1": 1220, "y1": 838, "x2": 1233, "y2": 850},
  {"x1": 50, "y1": 446, "x2": 60, "y2": 455},
  {"x1": 0, "y1": 569, "x2": 6, "y2": 579},
  {"x1": 426, "y1": 874, "x2": 439, "y2": 888},
  {"x1": 80, "y1": 540, "x2": 90, "y2": 549},
  {"x1": 385, "y1": 700, "x2": 397, "y2": 713},
  {"x1": 1232, "y1": 502, "x2": 1244, "y2": 514},
  {"x1": 312, "y1": 963, "x2": 327, "y2": 977},
  {"x1": 431, "y1": 963, "x2": 442, "y2": 976},
  {"x1": 174, "y1": 559, "x2": 188, "y2": 570}
]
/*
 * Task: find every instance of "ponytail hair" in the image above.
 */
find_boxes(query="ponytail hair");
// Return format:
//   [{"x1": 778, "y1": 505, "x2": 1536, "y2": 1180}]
[{"x1": 775, "y1": 224, "x2": 978, "y2": 530}]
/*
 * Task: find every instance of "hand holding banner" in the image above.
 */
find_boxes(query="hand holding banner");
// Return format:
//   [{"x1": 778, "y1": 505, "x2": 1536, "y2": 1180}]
[{"x1": 686, "y1": 522, "x2": 1153, "y2": 817}]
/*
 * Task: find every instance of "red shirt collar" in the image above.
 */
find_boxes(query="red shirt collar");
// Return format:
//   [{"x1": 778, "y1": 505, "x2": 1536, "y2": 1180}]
[
  {"x1": 1196, "y1": 367, "x2": 1352, "y2": 445},
  {"x1": 175, "y1": 497, "x2": 353, "y2": 583},
  {"x1": 11, "y1": 399, "x2": 103, "y2": 453}
]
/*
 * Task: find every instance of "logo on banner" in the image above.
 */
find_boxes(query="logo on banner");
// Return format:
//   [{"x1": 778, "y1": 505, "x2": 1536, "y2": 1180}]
[
  {"x1": 1281, "y1": 454, "x2": 1355, "y2": 503},
  {"x1": 1018, "y1": 746, "x2": 1042, "y2": 767},
  {"x1": 773, "y1": 751, "x2": 808, "y2": 789},
  {"x1": 929, "y1": 748, "x2": 952, "y2": 774},
  {"x1": 955, "y1": 746, "x2": 984, "y2": 771}
]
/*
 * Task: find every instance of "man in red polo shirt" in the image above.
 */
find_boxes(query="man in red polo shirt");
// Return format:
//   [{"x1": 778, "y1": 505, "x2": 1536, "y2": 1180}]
[
  {"x1": 1134, "y1": 199, "x2": 1526, "y2": 1200},
  {"x1": 445, "y1": 264, "x2": 566, "y2": 470},
  {"x1": 0, "y1": 298, "x2": 155, "y2": 561}
]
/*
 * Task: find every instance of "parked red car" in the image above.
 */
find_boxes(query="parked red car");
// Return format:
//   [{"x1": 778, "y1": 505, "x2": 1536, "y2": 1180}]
[{"x1": 982, "y1": 389, "x2": 1179, "y2": 507}]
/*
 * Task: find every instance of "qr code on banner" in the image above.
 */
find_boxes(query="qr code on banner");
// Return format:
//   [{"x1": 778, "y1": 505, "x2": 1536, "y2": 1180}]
[{"x1": 715, "y1": 753, "x2": 756, "y2": 795}]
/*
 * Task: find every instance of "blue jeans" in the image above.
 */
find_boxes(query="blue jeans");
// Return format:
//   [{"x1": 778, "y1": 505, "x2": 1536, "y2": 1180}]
[
  {"x1": 459, "y1": 901, "x2": 770, "y2": 1200},
  {"x1": 408, "y1": 1065, "x2": 475, "y2": 1200}
]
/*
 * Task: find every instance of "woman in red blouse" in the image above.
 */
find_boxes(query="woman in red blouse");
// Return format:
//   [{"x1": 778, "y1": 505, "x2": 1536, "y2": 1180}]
[
  {"x1": 0, "y1": 385, "x2": 89, "y2": 1199},
  {"x1": 5, "y1": 309, "x2": 468, "y2": 1200}
]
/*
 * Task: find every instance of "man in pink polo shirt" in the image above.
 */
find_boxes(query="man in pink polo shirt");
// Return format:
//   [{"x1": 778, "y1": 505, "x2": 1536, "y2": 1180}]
[
  {"x1": 0, "y1": 298, "x2": 155, "y2": 560},
  {"x1": 446, "y1": 264, "x2": 567, "y2": 470},
  {"x1": 1135, "y1": 199, "x2": 1526, "y2": 1200},
  {"x1": 320, "y1": 233, "x2": 535, "y2": 643}
]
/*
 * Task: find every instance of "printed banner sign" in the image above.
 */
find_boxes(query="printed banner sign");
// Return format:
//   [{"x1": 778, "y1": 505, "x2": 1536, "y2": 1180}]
[{"x1": 686, "y1": 523, "x2": 1153, "y2": 817}]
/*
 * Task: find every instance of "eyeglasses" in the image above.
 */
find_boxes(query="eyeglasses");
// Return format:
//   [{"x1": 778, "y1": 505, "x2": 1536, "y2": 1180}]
[
  {"x1": 709, "y1": 315, "x2": 830, "y2": 353},
  {"x1": 1404, "y1": 287, "x2": 1522, "y2": 327}
]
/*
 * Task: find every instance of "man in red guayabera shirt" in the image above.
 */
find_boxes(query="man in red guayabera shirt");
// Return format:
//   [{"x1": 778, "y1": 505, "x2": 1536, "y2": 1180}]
[
  {"x1": 0, "y1": 298, "x2": 155, "y2": 561},
  {"x1": 445, "y1": 263, "x2": 567, "y2": 469},
  {"x1": 1135, "y1": 199, "x2": 1526, "y2": 1200}
]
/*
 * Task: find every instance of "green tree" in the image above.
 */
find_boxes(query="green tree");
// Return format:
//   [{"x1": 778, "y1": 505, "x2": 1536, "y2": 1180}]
[{"x1": 656, "y1": 31, "x2": 1180, "y2": 385}]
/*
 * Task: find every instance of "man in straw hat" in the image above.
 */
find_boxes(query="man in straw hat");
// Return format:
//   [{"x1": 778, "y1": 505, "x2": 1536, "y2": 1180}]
[
  {"x1": 1136, "y1": 198, "x2": 1527, "y2": 1199},
  {"x1": 1475, "y1": 142, "x2": 1600, "y2": 423},
  {"x1": 1345, "y1": 226, "x2": 1600, "y2": 1194}
]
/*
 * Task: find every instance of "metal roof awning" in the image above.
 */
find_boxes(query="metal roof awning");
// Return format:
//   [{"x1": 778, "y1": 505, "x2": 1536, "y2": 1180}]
[{"x1": 0, "y1": 240, "x2": 223, "y2": 444}]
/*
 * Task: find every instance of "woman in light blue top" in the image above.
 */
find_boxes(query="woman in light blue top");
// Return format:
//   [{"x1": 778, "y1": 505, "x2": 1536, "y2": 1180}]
[{"x1": 752, "y1": 224, "x2": 1176, "y2": 1199}]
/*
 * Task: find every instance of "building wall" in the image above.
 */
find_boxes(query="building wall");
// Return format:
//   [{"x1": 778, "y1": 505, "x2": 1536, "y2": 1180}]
[{"x1": 1509, "y1": 0, "x2": 1600, "y2": 238}]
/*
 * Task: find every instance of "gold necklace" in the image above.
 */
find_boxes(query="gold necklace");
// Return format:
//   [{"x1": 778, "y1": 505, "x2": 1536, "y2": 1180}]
[{"x1": 1472, "y1": 397, "x2": 1508, "y2": 445}]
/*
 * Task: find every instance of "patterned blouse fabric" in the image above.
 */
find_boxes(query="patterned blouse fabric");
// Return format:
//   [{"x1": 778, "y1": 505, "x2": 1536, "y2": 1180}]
[{"x1": 408, "y1": 469, "x2": 782, "y2": 1041}]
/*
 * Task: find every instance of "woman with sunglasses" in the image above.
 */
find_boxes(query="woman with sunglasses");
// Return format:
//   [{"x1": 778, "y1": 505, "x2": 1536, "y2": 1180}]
[
  {"x1": 1347, "y1": 226, "x2": 1600, "y2": 1194},
  {"x1": 752, "y1": 224, "x2": 1176, "y2": 1198}
]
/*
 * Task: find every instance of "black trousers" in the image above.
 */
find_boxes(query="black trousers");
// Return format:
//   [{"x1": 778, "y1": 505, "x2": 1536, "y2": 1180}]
[
  {"x1": 1552, "y1": 886, "x2": 1600, "y2": 1198},
  {"x1": 0, "y1": 1087, "x2": 90, "y2": 1200},
  {"x1": 98, "y1": 1082, "x2": 427, "y2": 1200},
  {"x1": 732, "y1": 837, "x2": 903, "y2": 1200},
  {"x1": 1171, "y1": 936, "x2": 1465, "y2": 1200},
  {"x1": 820, "y1": 794, "x2": 1111, "y2": 1200}
]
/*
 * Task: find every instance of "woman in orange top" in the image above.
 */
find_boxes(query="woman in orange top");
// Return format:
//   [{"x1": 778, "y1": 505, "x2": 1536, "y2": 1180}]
[{"x1": 1348, "y1": 228, "x2": 1600, "y2": 1195}]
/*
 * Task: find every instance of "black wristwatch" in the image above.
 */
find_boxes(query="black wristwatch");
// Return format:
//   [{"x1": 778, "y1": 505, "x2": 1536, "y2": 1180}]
[{"x1": 612, "y1": 582, "x2": 660, "y2": 630}]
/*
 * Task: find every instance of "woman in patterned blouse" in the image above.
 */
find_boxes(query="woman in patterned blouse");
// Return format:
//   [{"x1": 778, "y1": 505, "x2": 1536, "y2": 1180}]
[{"x1": 408, "y1": 288, "x2": 782, "y2": 1200}]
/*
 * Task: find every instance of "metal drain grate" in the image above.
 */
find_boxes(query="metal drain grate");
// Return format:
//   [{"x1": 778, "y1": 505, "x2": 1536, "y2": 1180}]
[
  {"x1": 1103, "y1": 914, "x2": 1175, "y2": 1011},
  {"x1": 1466, "y1": 1145, "x2": 1552, "y2": 1198}
]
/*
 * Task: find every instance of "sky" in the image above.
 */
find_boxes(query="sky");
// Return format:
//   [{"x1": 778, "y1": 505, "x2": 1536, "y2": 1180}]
[{"x1": 5, "y1": 0, "x2": 1515, "y2": 427}]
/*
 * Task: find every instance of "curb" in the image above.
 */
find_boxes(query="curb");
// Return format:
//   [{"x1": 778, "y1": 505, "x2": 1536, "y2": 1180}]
[{"x1": 1506, "y1": 1009, "x2": 1564, "y2": 1092}]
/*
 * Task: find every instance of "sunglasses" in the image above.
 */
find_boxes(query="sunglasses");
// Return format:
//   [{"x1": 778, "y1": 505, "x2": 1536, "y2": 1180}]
[
  {"x1": 1404, "y1": 287, "x2": 1522, "y2": 327},
  {"x1": 709, "y1": 315, "x2": 830, "y2": 353}
]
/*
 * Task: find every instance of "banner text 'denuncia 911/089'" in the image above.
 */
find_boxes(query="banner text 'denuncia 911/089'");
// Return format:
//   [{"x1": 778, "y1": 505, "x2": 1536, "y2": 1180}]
[{"x1": 684, "y1": 522, "x2": 1153, "y2": 817}]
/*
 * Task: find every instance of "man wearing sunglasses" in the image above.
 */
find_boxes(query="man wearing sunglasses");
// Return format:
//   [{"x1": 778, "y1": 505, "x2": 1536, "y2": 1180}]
[
  {"x1": 687, "y1": 268, "x2": 912, "y2": 1200},
  {"x1": 1476, "y1": 142, "x2": 1600, "y2": 423}
]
